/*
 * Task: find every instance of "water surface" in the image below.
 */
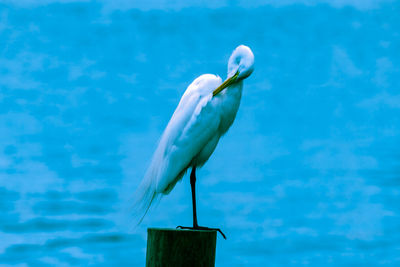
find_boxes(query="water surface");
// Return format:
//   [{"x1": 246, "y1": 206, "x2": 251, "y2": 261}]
[{"x1": 0, "y1": 1, "x2": 399, "y2": 265}]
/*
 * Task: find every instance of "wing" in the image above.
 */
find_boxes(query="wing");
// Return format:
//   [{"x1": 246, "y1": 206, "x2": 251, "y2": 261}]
[
  {"x1": 157, "y1": 92, "x2": 220, "y2": 192},
  {"x1": 134, "y1": 74, "x2": 222, "y2": 222}
]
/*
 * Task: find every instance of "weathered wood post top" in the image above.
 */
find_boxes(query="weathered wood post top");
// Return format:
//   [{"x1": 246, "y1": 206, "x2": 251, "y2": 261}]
[{"x1": 146, "y1": 228, "x2": 217, "y2": 267}]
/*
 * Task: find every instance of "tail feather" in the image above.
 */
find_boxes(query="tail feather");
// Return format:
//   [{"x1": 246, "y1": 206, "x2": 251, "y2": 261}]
[
  {"x1": 133, "y1": 161, "x2": 159, "y2": 225},
  {"x1": 133, "y1": 137, "x2": 188, "y2": 224}
]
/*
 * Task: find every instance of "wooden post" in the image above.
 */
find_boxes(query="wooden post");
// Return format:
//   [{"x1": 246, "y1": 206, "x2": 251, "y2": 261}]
[{"x1": 146, "y1": 228, "x2": 217, "y2": 267}]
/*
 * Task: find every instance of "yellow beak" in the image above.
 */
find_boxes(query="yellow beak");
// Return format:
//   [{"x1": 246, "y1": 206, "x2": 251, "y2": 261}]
[{"x1": 212, "y1": 71, "x2": 239, "y2": 97}]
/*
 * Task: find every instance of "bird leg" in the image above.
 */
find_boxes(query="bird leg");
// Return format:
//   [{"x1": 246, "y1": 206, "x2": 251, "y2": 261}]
[
  {"x1": 191, "y1": 166, "x2": 198, "y2": 228},
  {"x1": 177, "y1": 167, "x2": 227, "y2": 240}
]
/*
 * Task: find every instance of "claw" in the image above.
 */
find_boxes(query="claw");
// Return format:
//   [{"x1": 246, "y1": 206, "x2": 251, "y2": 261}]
[{"x1": 176, "y1": 225, "x2": 227, "y2": 240}]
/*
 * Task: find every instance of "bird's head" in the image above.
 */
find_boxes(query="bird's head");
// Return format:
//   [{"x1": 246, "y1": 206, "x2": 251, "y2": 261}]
[
  {"x1": 213, "y1": 45, "x2": 254, "y2": 96},
  {"x1": 227, "y1": 45, "x2": 255, "y2": 80}
]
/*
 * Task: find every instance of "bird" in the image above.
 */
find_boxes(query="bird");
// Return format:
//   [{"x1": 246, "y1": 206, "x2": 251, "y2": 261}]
[{"x1": 135, "y1": 45, "x2": 254, "y2": 239}]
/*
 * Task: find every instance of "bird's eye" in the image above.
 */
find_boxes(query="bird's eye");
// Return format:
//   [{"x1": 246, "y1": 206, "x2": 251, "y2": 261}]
[{"x1": 235, "y1": 56, "x2": 241, "y2": 65}]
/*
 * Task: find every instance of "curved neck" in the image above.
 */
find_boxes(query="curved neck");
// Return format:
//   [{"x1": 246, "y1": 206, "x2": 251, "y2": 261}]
[
  {"x1": 218, "y1": 81, "x2": 243, "y2": 134},
  {"x1": 223, "y1": 80, "x2": 243, "y2": 99}
]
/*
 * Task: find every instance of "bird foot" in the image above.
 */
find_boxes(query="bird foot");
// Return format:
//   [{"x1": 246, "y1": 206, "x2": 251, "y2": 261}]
[{"x1": 176, "y1": 225, "x2": 227, "y2": 240}]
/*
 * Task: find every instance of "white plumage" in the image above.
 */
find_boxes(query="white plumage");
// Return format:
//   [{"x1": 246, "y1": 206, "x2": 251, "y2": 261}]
[{"x1": 135, "y1": 45, "x2": 254, "y2": 224}]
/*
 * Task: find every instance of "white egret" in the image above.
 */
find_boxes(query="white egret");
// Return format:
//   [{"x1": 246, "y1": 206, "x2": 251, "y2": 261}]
[{"x1": 136, "y1": 45, "x2": 254, "y2": 239}]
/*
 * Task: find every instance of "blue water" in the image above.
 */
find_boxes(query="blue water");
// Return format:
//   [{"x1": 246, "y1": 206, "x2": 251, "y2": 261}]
[{"x1": 1, "y1": 1, "x2": 399, "y2": 266}]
